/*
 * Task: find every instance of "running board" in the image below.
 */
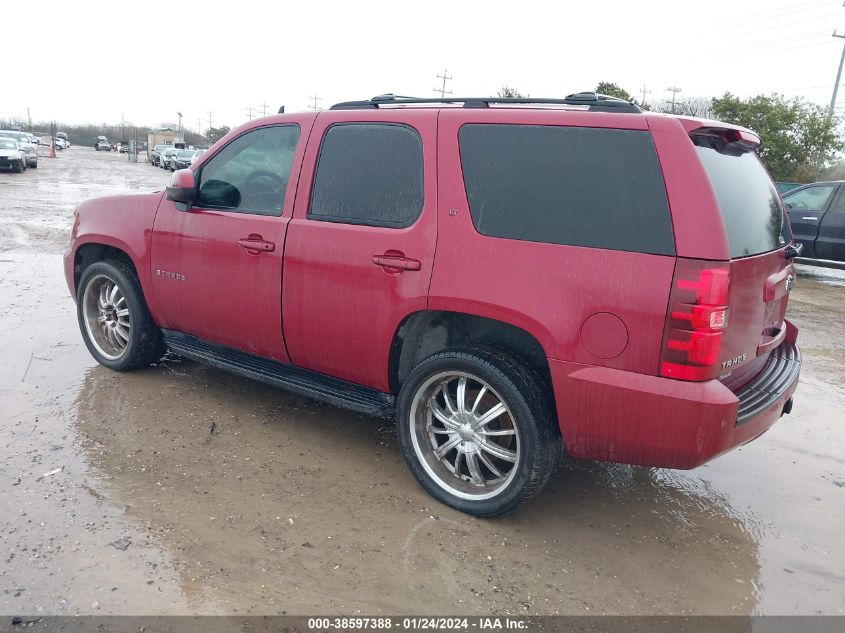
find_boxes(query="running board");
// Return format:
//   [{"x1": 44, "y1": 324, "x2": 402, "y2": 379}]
[{"x1": 162, "y1": 330, "x2": 395, "y2": 418}]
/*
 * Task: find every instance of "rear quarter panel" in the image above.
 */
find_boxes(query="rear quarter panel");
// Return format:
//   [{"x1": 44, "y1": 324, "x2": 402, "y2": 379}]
[{"x1": 431, "y1": 109, "x2": 675, "y2": 374}]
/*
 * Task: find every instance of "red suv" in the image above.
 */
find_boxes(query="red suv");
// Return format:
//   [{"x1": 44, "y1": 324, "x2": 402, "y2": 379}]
[{"x1": 64, "y1": 93, "x2": 802, "y2": 516}]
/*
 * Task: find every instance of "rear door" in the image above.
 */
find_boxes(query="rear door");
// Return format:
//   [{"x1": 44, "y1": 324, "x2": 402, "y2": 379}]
[
  {"x1": 282, "y1": 110, "x2": 437, "y2": 392},
  {"x1": 782, "y1": 183, "x2": 836, "y2": 259},
  {"x1": 692, "y1": 134, "x2": 795, "y2": 377},
  {"x1": 815, "y1": 188, "x2": 845, "y2": 262}
]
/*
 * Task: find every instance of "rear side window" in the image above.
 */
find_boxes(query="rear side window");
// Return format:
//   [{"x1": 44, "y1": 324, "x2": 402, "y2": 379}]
[
  {"x1": 458, "y1": 124, "x2": 675, "y2": 255},
  {"x1": 783, "y1": 184, "x2": 835, "y2": 211},
  {"x1": 693, "y1": 136, "x2": 789, "y2": 258},
  {"x1": 309, "y1": 123, "x2": 424, "y2": 227}
]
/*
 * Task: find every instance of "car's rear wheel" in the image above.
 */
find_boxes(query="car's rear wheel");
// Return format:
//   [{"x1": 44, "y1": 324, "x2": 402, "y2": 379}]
[
  {"x1": 77, "y1": 260, "x2": 166, "y2": 371},
  {"x1": 397, "y1": 347, "x2": 560, "y2": 517}
]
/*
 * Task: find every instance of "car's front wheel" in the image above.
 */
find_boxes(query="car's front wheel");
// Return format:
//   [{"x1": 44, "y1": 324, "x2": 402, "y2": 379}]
[
  {"x1": 397, "y1": 348, "x2": 560, "y2": 517},
  {"x1": 77, "y1": 260, "x2": 166, "y2": 371}
]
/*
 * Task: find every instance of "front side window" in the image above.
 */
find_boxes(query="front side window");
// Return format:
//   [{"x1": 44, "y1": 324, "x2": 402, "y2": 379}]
[
  {"x1": 783, "y1": 185, "x2": 835, "y2": 211},
  {"x1": 196, "y1": 125, "x2": 300, "y2": 216},
  {"x1": 308, "y1": 123, "x2": 424, "y2": 227},
  {"x1": 458, "y1": 124, "x2": 675, "y2": 255}
]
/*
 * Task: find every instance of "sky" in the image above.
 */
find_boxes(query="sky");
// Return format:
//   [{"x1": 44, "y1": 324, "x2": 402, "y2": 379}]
[{"x1": 5, "y1": 0, "x2": 845, "y2": 132}]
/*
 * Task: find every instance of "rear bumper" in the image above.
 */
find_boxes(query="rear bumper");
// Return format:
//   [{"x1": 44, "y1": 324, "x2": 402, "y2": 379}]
[{"x1": 549, "y1": 321, "x2": 800, "y2": 469}]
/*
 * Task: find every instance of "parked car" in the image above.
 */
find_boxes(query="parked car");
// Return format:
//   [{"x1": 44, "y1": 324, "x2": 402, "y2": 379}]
[
  {"x1": 56, "y1": 132, "x2": 70, "y2": 148},
  {"x1": 151, "y1": 144, "x2": 171, "y2": 167},
  {"x1": 782, "y1": 181, "x2": 845, "y2": 263},
  {"x1": 190, "y1": 149, "x2": 206, "y2": 166},
  {"x1": 160, "y1": 146, "x2": 178, "y2": 170},
  {"x1": 171, "y1": 149, "x2": 197, "y2": 170},
  {"x1": 117, "y1": 141, "x2": 130, "y2": 153},
  {"x1": 0, "y1": 129, "x2": 38, "y2": 167},
  {"x1": 0, "y1": 137, "x2": 26, "y2": 172},
  {"x1": 95, "y1": 136, "x2": 111, "y2": 151},
  {"x1": 55, "y1": 137, "x2": 69, "y2": 150},
  {"x1": 63, "y1": 93, "x2": 802, "y2": 517}
]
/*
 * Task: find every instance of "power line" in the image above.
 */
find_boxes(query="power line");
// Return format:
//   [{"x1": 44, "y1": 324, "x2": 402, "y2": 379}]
[
  {"x1": 725, "y1": 29, "x2": 829, "y2": 53},
  {"x1": 727, "y1": 10, "x2": 842, "y2": 38},
  {"x1": 308, "y1": 94, "x2": 322, "y2": 110},
  {"x1": 434, "y1": 69, "x2": 453, "y2": 97},
  {"x1": 720, "y1": 38, "x2": 836, "y2": 59},
  {"x1": 731, "y1": 0, "x2": 834, "y2": 26}
]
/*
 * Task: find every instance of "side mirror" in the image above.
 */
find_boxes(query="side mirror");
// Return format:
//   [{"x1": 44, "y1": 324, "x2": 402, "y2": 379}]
[{"x1": 166, "y1": 169, "x2": 196, "y2": 207}]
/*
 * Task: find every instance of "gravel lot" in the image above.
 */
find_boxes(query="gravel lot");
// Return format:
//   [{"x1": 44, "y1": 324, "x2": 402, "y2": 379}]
[{"x1": 0, "y1": 147, "x2": 843, "y2": 616}]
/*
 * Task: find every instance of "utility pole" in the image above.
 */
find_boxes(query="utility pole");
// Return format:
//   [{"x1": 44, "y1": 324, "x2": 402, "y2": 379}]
[
  {"x1": 639, "y1": 85, "x2": 651, "y2": 109},
  {"x1": 197, "y1": 117, "x2": 203, "y2": 135},
  {"x1": 829, "y1": 30, "x2": 845, "y2": 118},
  {"x1": 246, "y1": 105, "x2": 254, "y2": 120},
  {"x1": 176, "y1": 112, "x2": 182, "y2": 136},
  {"x1": 308, "y1": 94, "x2": 322, "y2": 110},
  {"x1": 122, "y1": 113, "x2": 125, "y2": 139},
  {"x1": 27, "y1": 107, "x2": 31, "y2": 131},
  {"x1": 259, "y1": 102, "x2": 269, "y2": 117},
  {"x1": 434, "y1": 69, "x2": 453, "y2": 98},
  {"x1": 208, "y1": 110, "x2": 213, "y2": 131},
  {"x1": 666, "y1": 86, "x2": 682, "y2": 114}
]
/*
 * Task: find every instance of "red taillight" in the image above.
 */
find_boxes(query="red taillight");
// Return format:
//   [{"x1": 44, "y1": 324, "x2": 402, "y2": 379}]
[{"x1": 660, "y1": 260, "x2": 731, "y2": 381}]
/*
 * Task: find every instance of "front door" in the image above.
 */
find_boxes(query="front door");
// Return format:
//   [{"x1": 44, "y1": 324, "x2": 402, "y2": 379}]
[
  {"x1": 150, "y1": 119, "x2": 312, "y2": 362},
  {"x1": 815, "y1": 187, "x2": 845, "y2": 261},
  {"x1": 282, "y1": 110, "x2": 438, "y2": 392},
  {"x1": 784, "y1": 183, "x2": 837, "y2": 258}
]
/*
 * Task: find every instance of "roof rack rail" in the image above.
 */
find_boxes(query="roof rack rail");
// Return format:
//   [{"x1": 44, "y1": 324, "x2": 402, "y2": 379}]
[{"x1": 330, "y1": 92, "x2": 642, "y2": 113}]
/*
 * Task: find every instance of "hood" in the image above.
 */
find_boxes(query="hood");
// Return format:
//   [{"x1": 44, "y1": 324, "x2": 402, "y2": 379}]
[{"x1": 0, "y1": 148, "x2": 20, "y2": 158}]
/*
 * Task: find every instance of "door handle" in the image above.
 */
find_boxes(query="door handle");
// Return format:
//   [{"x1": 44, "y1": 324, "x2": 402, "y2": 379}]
[
  {"x1": 238, "y1": 236, "x2": 275, "y2": 253},
  {"x1": 372, "y1": 253, "x2": 421, "y2": 271},
  {"x1": 801, "y1": 216, "x2": 819, "y2": 221}
]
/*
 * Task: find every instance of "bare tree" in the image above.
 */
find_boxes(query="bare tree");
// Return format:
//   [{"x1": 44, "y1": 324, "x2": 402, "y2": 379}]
[{"x1": 652, "y1": 97, "x2": 713, "y2": 118}]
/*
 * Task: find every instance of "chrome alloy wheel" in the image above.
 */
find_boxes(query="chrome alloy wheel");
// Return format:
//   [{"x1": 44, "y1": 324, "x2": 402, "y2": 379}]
[
  {"x1": 82, "y1": 274, "x2": 131, "y2": 360},
  {"x1": 409, "y1": 371, "x2": 521, "y2": 500}
]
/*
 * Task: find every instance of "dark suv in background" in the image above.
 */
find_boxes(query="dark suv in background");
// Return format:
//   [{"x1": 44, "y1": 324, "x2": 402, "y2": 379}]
[
  {"x1": 783, "y1": 181, "x2": 845, "y2": 263},
  {"x1": 65, "y1": 93, "x2": 802, "y2": 516}
]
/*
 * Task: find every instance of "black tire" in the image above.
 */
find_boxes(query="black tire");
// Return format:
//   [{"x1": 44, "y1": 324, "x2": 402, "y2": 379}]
[
  {"x1": 397, "y1": 347, "x2": 561, "y2": 517},
  {"x1": 76, "y1": 259, "x2": 166, "y2": 371}
]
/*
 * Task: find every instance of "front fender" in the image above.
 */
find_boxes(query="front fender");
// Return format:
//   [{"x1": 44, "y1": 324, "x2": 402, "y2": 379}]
[{"x1": 66, "y1": 191, "x2": 165, "y2": 316}]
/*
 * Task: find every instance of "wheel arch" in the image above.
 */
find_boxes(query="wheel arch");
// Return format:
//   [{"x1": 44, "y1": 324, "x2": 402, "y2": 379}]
[
  {"x1": 72, "y1": 240, "x2": 140, "y2": 297},
  {"x1": 388, "y1": 310, "x2": 555, "y2": 399}
]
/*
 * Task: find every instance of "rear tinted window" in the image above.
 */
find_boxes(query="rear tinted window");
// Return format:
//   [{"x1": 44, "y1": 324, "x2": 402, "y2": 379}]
[
  {"x1": 458, "y1": 124, "x2": 675, "y2": 255},
  {"x1": 693, "y1": 136, "x2": 789, "y2": 258},
  {"x1": 309, "y1": 123, "x2": 424, "y2": 227}
]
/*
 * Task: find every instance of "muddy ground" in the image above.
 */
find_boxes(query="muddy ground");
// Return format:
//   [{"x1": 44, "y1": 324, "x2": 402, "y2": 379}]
[{"x1": 0, "y1": 147, "x2": 843, "y2": 616}]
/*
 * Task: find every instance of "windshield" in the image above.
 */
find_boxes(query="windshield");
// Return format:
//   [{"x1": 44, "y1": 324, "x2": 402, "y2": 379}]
[
  {"x1": 0, "y1": 139, "x2": 17, "y2": 149},
  {"x1": 177, "y1": 150, "x2": 194, "y2": 158},
  {"x1": 693, "y1": 135, "x2": 790, "y2": 258}
]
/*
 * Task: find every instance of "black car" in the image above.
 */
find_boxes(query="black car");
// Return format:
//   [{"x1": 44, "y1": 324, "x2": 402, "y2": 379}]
[
  {"x1": 783, "y1": 181, "x2": 845, "y2": 263},
  {"x1": 171, "y1": 149, "x2": 197, "y2": 170}
]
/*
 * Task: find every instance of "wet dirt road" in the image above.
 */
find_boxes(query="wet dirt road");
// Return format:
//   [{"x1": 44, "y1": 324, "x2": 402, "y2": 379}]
[{"x1": 0, "y1": 148, "x2": 843, "y2": 616}]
